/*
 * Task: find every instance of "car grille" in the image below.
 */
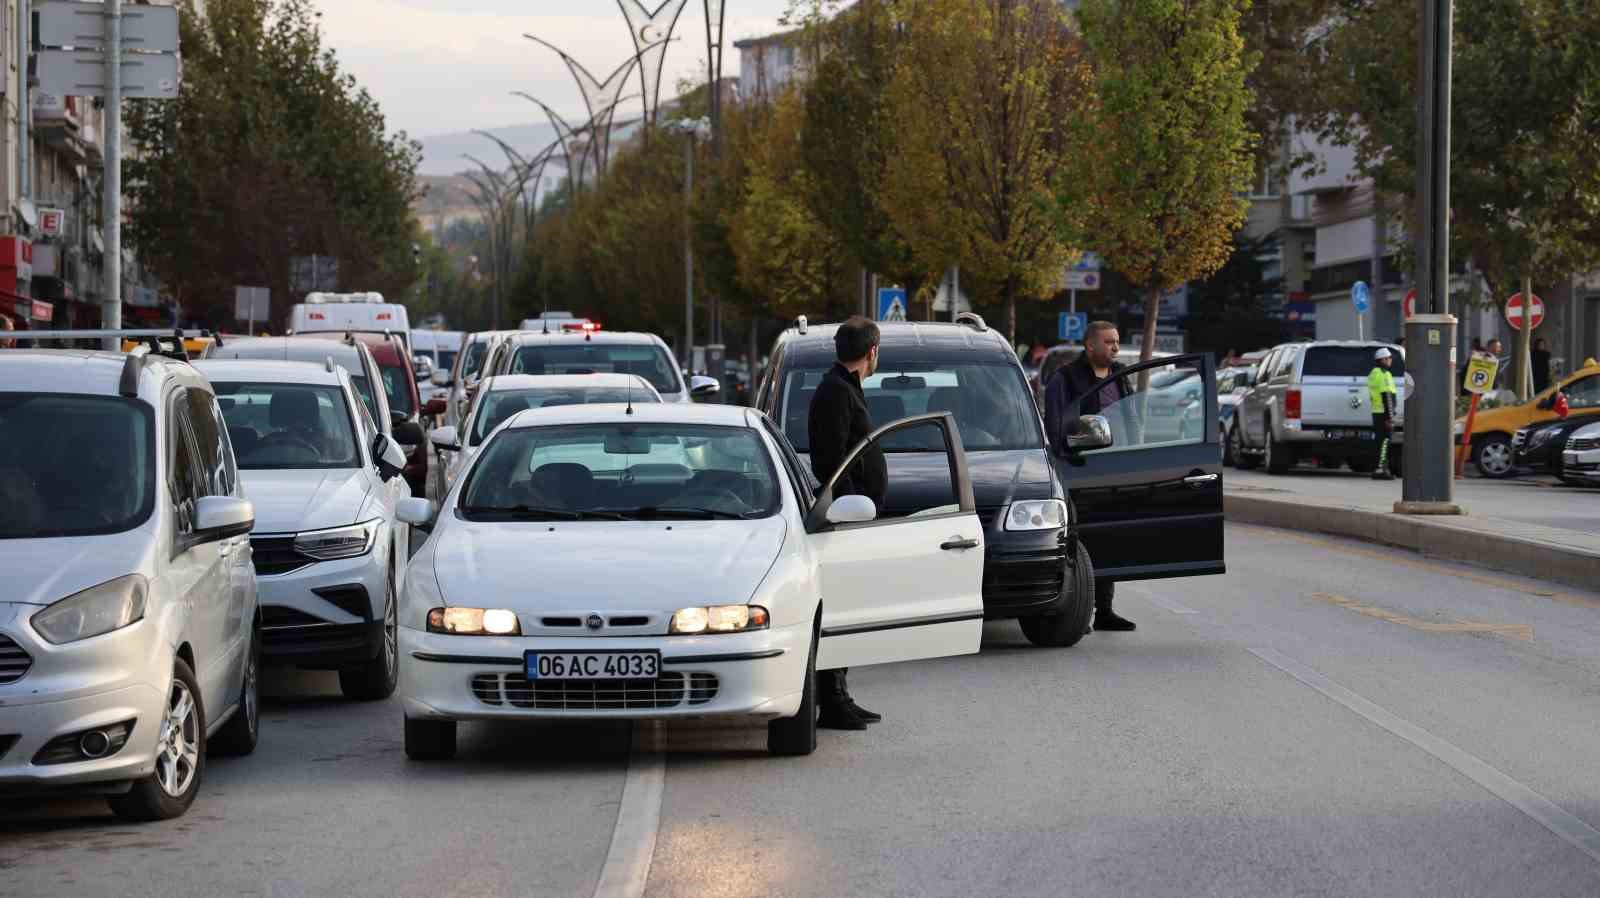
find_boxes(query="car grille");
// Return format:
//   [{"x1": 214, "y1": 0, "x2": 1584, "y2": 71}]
[
  {"x1": 1570, "y1": 437, "x2": 1599, "y2": 452},
  {"x1": 0, "y1": 634, "x2": 32, "y2": 685},
  {"x1": 470, "y1": 671, "x2": 718, "y2": 710},
  {"x1": 983, "y1": 549, "x2": 1067, "y2": 607},
  {"x1": 1512, "y1": 429, "x2": 1529, "y2": 452},
  {"x1": 261, "y1": 606, "x2": 326, "y2": 628},
  {"x1": 250, "y1": 536, "x2": 315, "y2": 576}
]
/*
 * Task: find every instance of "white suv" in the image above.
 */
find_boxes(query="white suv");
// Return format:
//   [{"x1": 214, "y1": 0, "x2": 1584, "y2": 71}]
[
  {"x1": 194, "y1": 359, "x2": 414, "y2": 700},
  {"x1": 0, "y1": 348, "x2": 260, "y2": 820}
]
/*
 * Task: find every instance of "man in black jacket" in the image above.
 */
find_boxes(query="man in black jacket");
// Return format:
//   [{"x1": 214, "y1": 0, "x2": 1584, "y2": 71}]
[
  {"x1": 1042, "y1": 320, "x2": 1136, "y2": 632},
  {"x1": 806, "y1": 316, "x2": 887, "y2": 730}
]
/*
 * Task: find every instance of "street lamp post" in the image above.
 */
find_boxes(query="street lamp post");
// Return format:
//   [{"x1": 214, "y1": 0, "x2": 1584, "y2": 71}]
[{"x1": 665, "y1": 118, "x2": 710, "y2": 366}]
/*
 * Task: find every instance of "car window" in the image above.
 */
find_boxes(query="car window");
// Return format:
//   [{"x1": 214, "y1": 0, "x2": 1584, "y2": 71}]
[
  {"x1": 1071, "y1": 357, "x2": 1208, "y2": 455},
  {"x1": 1302, "y1": 346, "x2": 1407, "y2": 380},
  {"x1": 352, "y1": 384, "x2": 380, "y2": 447},
  {"x1": 1565, "y1": 375, "x2": 1600, "y2": 408},
  {"x1": 378, "y1": 363, "x2": 414, "y2": 416},
  {"x1": 437, "y1": 350, "x2": 459, "y2": 373},
  {"x1": 186, "y1": 388, "x2": 237, "y2": 496},
  {"x1": 213, "y1": 381, "x2": 362, "y2": 469},
  {"x1": 460, "y1": 339, "x2": 489, "y2": 380},
  {"x1": 471, "y1": 385, "x2": 661, "y2": 444},
  {"x1": 760, "y1": 414, "x2": 815, "y2": 509},
  {"x1": 509, "y1": 343, "x2": 684, "y2": 394},
  {"x1": 169, "y1": 395, "x2": 202, "y2": 535},
  {"x1": 1273, "y1": 347, "x2": 1298, "y2": 379},
  {"x1": 778, "y1": 361, "x2": 1042, "y2": 452},
  {"x1": 460, "y1": 423, "x2": 779, "y2": 520},
  {"x1": 0, "y1": 393, "x2": 156, "y2": 539}
]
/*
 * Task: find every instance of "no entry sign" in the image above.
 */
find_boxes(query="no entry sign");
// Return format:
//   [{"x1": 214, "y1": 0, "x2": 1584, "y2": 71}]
[
  {"x1": 1505, "y1": 292, "x2": 1545, "y2": 330},
  {"x1": 1403, "y1": 288, "x2": 1417, "y2": 320}
]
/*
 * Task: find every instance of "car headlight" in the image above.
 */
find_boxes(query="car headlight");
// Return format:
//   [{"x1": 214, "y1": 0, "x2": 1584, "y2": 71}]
[
  {"x1": 1528, "y1": 430, "x2": 1554, "y2": 449},
  {"x1": 1453, "y1": 420, "x2": 1466, "y2": 436},
  {"x1": 669, "y1": 605, "x2": 770, "y2": 634},
  {"x1": 1004, "y1": 499, "x2": 1067, "y2": 531},
  {"x1": 426, "y1": 607, "x2": 522, "y2": 635},
  {"x1": 32, "y1": 574, "x2": 148, "y2": 645},
  {"x1": 294, "y1": 519, "x2": 379, "y2": 560}
]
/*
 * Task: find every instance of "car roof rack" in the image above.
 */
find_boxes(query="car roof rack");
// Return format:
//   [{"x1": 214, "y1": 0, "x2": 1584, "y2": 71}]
[
  {"x1": 795, "y1": 315, "x2": 808, "y2": 335},
  {"x1": 7, "y1": 328, "x2": 220, "y2": 361},
  {"x1": 954, "y1": 312, "x2": 988, "y2": 333}
]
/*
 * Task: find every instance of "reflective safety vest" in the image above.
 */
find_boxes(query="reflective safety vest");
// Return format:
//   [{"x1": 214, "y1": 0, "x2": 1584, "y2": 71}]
[{"x1": 1368, "y1": 366, "x2": 1397, "y2": 412}]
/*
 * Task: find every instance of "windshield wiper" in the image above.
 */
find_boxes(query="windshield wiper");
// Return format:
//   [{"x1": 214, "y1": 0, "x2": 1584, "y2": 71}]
[
  {"x1": 614, "y1": 506, "x2": 754, "y2": 520},
  {"x1": 460, "y1": 505, "x2": 626, "y2": 521}
]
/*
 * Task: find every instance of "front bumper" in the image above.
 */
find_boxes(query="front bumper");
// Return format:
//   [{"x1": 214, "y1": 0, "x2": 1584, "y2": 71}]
[
  {"x1": 255, "y1": 549, "x2": 387, "y2": 669},
  {"x1": 398, "y1": 621, "x2": 811, "y2": 722},
  {"x1": 980, "y1": 522, "x2": 1070, "y2": 619},
  {"x1": 1562, "y1": 449, "x2": 1600, "y2": 480}
]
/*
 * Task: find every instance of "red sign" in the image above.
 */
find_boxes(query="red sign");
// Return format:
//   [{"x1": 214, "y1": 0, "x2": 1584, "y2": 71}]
[
  {"x1": 1403, "y1": 288, "x2": 1417, "y2": 320},
  {"x1": 30, "y1": 300, "x2": 52, "y2": 322},
  {"x1": 39, "y1": 209, "x2": 65, "y2": 237},
  {"x1": 1505, "y1": 292, "x2": 1545, "y2": 330}
]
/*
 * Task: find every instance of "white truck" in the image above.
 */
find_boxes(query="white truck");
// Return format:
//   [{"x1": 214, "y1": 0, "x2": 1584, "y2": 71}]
[{"x1": 289, "y1": 292, "x2": 412, "y2": 353}]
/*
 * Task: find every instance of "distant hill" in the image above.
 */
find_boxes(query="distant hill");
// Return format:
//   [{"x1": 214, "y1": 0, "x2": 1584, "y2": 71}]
[{"x1": 417, "y1": 122, "x2": 564, "y2": 177}]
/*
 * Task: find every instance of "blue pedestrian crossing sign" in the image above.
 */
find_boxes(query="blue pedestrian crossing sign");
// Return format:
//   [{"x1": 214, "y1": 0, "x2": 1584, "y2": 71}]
[
  {"x1": 1058, "y1": 311, "x2": 1088, "y2": 342},
  {"x1": 1351, "y1": 280, "x2": 1371, "y2": 313},
  {"x1": 877, "y1": 287, "x2": 908, "y2": 322}
]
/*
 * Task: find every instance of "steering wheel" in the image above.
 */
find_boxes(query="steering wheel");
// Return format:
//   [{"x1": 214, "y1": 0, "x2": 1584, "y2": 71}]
[{"x1": 258, "y1": 431, "x2": 320, "y2": 457}]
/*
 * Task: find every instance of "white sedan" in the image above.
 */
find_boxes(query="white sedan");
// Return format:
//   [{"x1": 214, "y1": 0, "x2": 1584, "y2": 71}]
[{"x1": 396, "y1": 403, "x2": 986, "y2": 757}]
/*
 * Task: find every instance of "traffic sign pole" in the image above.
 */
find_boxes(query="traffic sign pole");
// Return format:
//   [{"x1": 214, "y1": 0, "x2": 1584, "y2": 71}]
[{"x1": 1518, "y1": 276, "x2": 1535, "y2": 400}]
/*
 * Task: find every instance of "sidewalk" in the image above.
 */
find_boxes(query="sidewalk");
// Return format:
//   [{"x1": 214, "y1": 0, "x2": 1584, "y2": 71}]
[{"x1": 1225, "y1": 469, "x2": 1600, "y2": 590}]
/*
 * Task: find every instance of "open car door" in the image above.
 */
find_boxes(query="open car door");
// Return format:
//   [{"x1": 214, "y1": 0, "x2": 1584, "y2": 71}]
[
  {"x1": 1052, "y1": 353, "x2": 1225, "y2": 583},
  {"x1": 807, "y1": 413, "x2": 986, "y2": 671}
]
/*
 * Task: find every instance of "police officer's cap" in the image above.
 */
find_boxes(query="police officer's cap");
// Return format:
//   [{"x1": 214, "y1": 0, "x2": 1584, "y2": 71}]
[{"x1": 1374, "y1": 348, "x2": 1392, "y2": 360}]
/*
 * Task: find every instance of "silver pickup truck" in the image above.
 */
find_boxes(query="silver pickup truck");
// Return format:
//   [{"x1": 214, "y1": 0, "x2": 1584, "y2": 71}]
[{"x1": 1230, "y1": 340, "x2": 1407, "y2": 474}]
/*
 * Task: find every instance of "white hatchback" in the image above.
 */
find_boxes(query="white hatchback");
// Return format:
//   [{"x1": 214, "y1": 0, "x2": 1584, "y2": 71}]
[
  {"x1": 0, "y1": 349, "x2": 259, "y2": 820},
  {"x1": 396, "y1": 403, "x2": 987, "y2": 759}
]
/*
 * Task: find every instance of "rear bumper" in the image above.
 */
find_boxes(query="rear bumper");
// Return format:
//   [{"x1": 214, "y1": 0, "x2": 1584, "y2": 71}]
[{"x1": 1278, "y1": 423, "x2": 1403, "y2": 451}]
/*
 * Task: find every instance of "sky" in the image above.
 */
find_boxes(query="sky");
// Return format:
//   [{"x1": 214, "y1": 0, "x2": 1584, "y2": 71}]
[{"x1": 317, "y1": 0, "x2": 795, "y2": 140}]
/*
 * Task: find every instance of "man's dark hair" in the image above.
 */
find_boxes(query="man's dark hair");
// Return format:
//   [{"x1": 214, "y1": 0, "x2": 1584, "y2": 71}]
[
  {"x1": 1084, "y1": 320, "x2": 1117, "y2": 343},
  {"x1": 835, "y1": 316, "x2": 880, "y2": 363}
]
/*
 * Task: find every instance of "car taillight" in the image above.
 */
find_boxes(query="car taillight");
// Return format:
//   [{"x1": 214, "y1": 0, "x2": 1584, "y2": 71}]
[{"x1": 1285, "y1": 389, "x2": 1302, "y2": 420}]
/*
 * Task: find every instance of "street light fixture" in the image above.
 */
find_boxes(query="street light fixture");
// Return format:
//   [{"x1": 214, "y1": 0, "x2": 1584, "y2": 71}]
[{"x1": 664, "y1": 117, "x2": 711, "y2": 363}]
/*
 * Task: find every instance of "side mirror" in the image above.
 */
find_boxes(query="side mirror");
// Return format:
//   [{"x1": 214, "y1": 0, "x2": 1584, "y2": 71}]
[
  {"x1": 396, "y1": 497, "x2": 437, "y2": 527},
  {"x1": 392, "y1": 420, "x2": 426, "y2": 447},
  {"x1": 690, "y1": 375, "x2": 722, "y2": 397},
  {"x1": 430, "y1": 425, "x2": 462, "y2": 452},
  {"x1": 420, "y1": 397, "x2": 447, "y2": 417},
  {"x1": 390, "y1": 410, "x2": 407, "y2": 427},
  {"x1": 1537, "y1": 394, "x2": 1556, "y2": 411},
  {"x1": 373, "y1": 434, "x2": 407, "y2": 481},
  {"x1": 431, "y1": 370, "x2": 452, "y2": 387},
  {"x1": 824, "y1": 494, "x2": 877, "y2": 525},
  {"x1": 194, "y1": 496, "x2": 255, "y2": 541},
  {"x1": 1064, "y1": 415, "x2": 1114, "y2": 452}
]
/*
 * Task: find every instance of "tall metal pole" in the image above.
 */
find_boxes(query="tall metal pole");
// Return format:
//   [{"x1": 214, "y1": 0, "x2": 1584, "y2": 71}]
[
  {"x1": 1400, "y1": 0, "x2": 1458, "y2": 512},
  {"x1": 100, "y1": 0, "x2": 123, "y2": 350},
  {"x1": 683, "y1": 134, "x2": 695, "y2": 366},
  {"x1": 19, "y1": 0, "x2": 31, "y2": 202}
]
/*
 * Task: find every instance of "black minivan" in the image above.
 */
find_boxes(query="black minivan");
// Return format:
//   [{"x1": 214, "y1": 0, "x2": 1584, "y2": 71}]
[{"x1": 755, "y1": 315, "x2": 1224, "y2": 647}]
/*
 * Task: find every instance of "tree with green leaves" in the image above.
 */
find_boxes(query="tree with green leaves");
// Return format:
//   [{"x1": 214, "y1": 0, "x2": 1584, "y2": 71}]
[
  {"x1": 1071, "y1": 0, "x2": 1257, "y2": 363},
  {"x1": 1302, "y1": 0, "x2": 1600, "y2": 396},
  {"x1": 879, "y1": 0, "x2": 1091, "y2": 342},
  {"x1": 126, "y1": 0, "x2": 421, "y2": 328}
]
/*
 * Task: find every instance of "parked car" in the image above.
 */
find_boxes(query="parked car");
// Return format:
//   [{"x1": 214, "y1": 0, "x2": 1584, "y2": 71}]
[
  {"x1": 755, "y1": 314, "x2": 1223, "y2": 645},
  {"x1": 396, "y1": 402, "x2": 986, "y2": 759},
  {"x1": 429, "y1": 373, "x2": 662, "y2": 496},
  {"x1": 297, "y1": 332, "x2": 435, "y2": 496},
  {"x1": 195, "y1": 359, "x2": 420, "y2": 701},
  {"x1": 1233, "y1": 341, "x2": 1407, "y2": 474},
  {"x1": 1560, "y1": 421, "x2": 1600, "y2": 486},
  {"x1": 433, "y1": 330, "x2": 515, "y2": 431},
  {"x1": 0, "y1": 346, "x2": 259, "y2": 820},
  {"x1": 209, "y1": 335, "x2": 391, "y2": 440},
  {"x1": 486, "y1": 330, "x2": 718, "y2": 405},
  {"x1": 1459, "y1": 357, "x2": 1600, "y2": 478},
  {"x1": 1511, "y1": 411, "x2": 1600, "y2": 477},
  {"x1": 1217, "y1": 365, "x2": 1257, "y2": 466}
]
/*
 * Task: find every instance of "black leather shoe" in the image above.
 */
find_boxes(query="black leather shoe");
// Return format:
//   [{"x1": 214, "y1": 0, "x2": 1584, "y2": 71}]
[
  {"x1": 818, "y1": 704, "x2": 868, "y2": 730},
  {"x1": 847, "y1": 700, "x2": 882, "y2": 724},
  {"x1": 1094, "y1": 610, "x2": 1137, "y2": 631}
]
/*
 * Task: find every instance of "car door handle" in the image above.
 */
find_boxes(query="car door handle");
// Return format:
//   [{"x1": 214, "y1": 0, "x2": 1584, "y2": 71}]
[
  {"x1": 941, "y1": 538, "x2": 979, "y2": 551},
  {"x1": 1183, "y1": 473, "x2": 1220, "y2": 487}
]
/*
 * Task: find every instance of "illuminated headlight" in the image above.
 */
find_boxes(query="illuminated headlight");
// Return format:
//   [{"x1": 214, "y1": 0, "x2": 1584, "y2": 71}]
[
  {"x1": 426, "y1": 607, "x2": 522, "y2": 635},
  {"x1": 32, "y1": 575, "x2": 148, "y2": 645},
  {"x1": 1005, "y1": 499, "x2": 1067, "y2": 532},
  {"x1": 669, "y1": 605, "x2": 770, "y2": 634},
  {"x1": 294, "y1": 520, "x2": 379, "y2": 560}
]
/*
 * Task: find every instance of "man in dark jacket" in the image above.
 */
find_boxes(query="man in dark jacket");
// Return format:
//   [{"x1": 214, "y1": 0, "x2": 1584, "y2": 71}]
[
  {"x1": 806, "y1": 316, "x2": 886, "y2": 731},
  {"x1": 1042, "y1": 320, "x2": 1136, "y2": 632}
]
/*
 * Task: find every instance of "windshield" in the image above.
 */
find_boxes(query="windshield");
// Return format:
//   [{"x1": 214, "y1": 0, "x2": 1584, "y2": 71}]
[
  {"x1": 460, "y1": 423, "x2": 778, "y2": 520},
  {"x1": 378, "y1": 362, "x2": 414, "y2": 416},
  {"x1": 0, "y1": 394, "x2": 156, "y2": 538},
  {"x1": 214, "y1": 382, "x2": 361, "y2": 469},
  {"x1": 471, "y1": 386, "x2": 661, "y2": 444},
  {"x1": 437, "y1": 350, "x2": 458, "y2": 373},
  {"x1": 779, "y1": 362, "x2": 1042, "y2": 452},
  {"x1": 510, "y1": 344, "x2": 683, "y2": 394},
  {"x1": 1303, "y1": 346, "x2": 1407, "y2": 379},
  {"x1": 461, "y1": 340, "x2": 490, "y2": 380}
]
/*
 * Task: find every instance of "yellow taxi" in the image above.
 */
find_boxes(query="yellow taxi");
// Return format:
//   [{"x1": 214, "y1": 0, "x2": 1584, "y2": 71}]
[
  {"x1": 1461, "y1": 357, "x2": 1600, "y2": 477},
  {"x1": 121, "y1": 334, "x2": 220, "y2": 358}
]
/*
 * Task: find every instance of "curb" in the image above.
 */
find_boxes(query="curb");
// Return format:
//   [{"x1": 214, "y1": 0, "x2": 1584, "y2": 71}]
[{"x1": 1225, "y1": 493, "x2": 1600, "y2": 592}]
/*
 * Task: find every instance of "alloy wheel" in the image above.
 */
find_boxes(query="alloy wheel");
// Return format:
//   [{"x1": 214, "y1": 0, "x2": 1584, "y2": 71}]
[
  {"x1": 1481, "y1": 441, "x2": 1513, "y2": 476},
  {"x1": 155, "y1": 679, "x2": 200, "y2": 798},
  {"x1": 383, "y1": 584, "x2": 398, "y2": 683},
  {"x1": 243, "y1": 641, "x2": 259, "y2": 739}
]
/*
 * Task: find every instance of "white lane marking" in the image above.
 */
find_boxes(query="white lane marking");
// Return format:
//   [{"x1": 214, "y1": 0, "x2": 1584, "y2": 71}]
[
  {"x1": 1122, "y1": 585, "x2": 1198, "y2": 615},
  {"x1": 1250, "y1": 646, "x2": 1600, "y2": 865},
  {"x1": 592, "y1": 722, "x2": 666, "y2": 898}
]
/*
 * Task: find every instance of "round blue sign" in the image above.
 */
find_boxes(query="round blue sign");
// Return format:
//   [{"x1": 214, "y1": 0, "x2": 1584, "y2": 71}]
[{"x1": 1351, "y1": 280, "x2": 1371, "y2": 313}]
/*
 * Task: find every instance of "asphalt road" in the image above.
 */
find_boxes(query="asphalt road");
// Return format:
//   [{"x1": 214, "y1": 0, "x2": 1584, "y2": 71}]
[{"x1": 5, "y1": 525, "x2": 1600, "y2": 897}]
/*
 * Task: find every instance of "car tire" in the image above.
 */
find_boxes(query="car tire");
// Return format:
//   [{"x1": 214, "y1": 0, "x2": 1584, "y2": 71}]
[
  {"x1": 1231, "y1": 424, "x2": 1260, "y2": 470},
  {"x1": 210, "y1": 621, "x2": 261, "y2": 757},
  {"x1": 1264, "y1": 417, "x2": 1293, "y2": 474},
  {"x1": 768, "y1": 614, "x2": 819, "y2": 757},
  {"x1": 109, "y1": 657, "x2": 205, "y2": 822},
  {"x1": 1474, "y1": 434, "x2": 1515, "y2": 479},
  {"x1": 340, "y1": 577, "x2": 399, "y2": 701},
  {"x1": 404, "y1": 716, "x2": 457, "y2": 761},
  {"x1": 1019, "y1": 540, "x2": 1096, "y2": 648}
]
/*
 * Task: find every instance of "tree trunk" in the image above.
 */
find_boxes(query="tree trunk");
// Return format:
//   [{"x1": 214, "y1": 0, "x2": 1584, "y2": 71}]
[
  {"x1": 1141, "y1": 283, "x2": 1161, "y2": 364},
  {"x1": 1004, "y1": 276, "x2": 1017, "y2": 347}
]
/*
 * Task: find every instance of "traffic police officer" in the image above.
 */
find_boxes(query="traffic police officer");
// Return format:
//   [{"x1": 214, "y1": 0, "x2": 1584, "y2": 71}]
[{"x1": 1369, "y1": 348, "x2": 1398, "y2": 480}]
